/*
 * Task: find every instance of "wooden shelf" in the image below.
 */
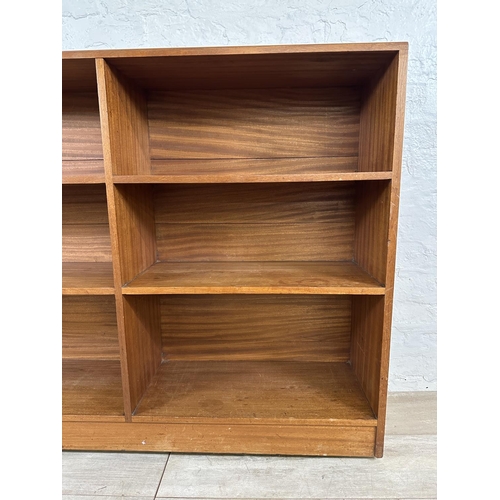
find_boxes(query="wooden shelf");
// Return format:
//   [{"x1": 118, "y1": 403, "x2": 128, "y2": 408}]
[
  {"x1": 122, "y1": 261, "x2": 385, "y2": 295},
  {"x1": 133, "y1": 360, "x2": 376, "y2": 426},
  {"x1": 62, "y1": 359, "x2": 124, "y2": 421},
  {"x1": 113, "y1": 158, "x2": 392, "y2": 184}
]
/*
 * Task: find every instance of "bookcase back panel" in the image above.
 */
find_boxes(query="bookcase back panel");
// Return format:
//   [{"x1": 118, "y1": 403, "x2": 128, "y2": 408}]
[
  {"x1": 62, "y1": 185, "x2": 109, "y2": 224},
  {"x1": 149, "y1": 157, "x2": 359, "y2": 177},
  {"x1": 63, "y1": 59, "x2": 98, "y2": 92},
  {"x1": 148, "y1": 88, "x2": 360, "y2": 160},
  {"x1": 154, "y1": 183, "x2": 355, "y2": 262},
  {"x1": 161, "y1": 295, "x2": 351, "y2": 362},
  {"x1": 62, "y1": 296, "x2": 120, "y2": 360},
  {"x1": 62, "y1": 185, "x2": 112, "y2": 262},
  {"x1": 62, "y1": 92, "x2": 103, "y2": 161}
]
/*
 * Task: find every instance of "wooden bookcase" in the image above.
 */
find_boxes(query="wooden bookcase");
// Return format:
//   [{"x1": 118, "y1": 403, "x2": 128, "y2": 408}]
[{"x1": 62, "y1": 43, "x2": 408, "y2": 458}]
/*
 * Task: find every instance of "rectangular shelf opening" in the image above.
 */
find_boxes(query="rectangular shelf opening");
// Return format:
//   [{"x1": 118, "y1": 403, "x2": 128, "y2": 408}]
[
  {"x1": 129, "y1": 294, "x2": 377, "y2": 426},
  {"x1": 62, "y1": 296, "x2": 124, "y2": 420},
  {"x1": 102, "y1": 49, "x2": 399, "y2": 181},
  {"x1": 116, "y1": 181, "x2": 390, "y2": 294},
  {"x1": 62, "y1": 185, "x2": 114, "y2": 294},
  {"x1": 62, "y1": 59, "x2": 104, "y2": 183}
]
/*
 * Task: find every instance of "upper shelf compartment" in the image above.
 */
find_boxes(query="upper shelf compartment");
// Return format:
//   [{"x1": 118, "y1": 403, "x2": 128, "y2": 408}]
[
  {"x1": 62, "y1": 59, "x2": 105, "y2": 184},
  {"x1": 92, "y1": 45, "x2": 402, "y2": 181}
]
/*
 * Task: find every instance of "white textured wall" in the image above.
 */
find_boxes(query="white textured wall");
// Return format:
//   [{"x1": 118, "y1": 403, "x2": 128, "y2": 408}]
[{"x1": 62, "y1": 0, "x2": 437, "y2": 391}]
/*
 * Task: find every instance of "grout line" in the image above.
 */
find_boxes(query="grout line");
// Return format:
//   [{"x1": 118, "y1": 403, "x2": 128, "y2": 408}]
[{"x1": 153, "y1": 453, "x2": 171, "y2": 500}]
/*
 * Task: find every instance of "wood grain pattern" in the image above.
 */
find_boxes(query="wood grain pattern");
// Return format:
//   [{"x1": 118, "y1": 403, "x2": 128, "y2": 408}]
[
  {"x1": 375, "y1": 49, "x2": 409, "y2": 458},
  {"x1": 148, "y1": 88, "x2": 359, "y2": 159},
  {"x1": 123, "y1": 261, "x2": 385, "y2": 295},
  {"x1": 62, "y1": 262, "x2": 115, "y2": 294},
  {"x1": 122, "y1": 295, "x2": 163, "y2": 414},
  {"x1": 98, "y1": 59, "x2": 151, "y2": 175},
  {"x1": 133, "y1": 361, "x2": 375, "y2": 425},
  {"x1": 351, "y1": 295, "x2": 385, "y2": 419},
  {"x1": 64, "y1": 42, "x2": 406, "y2": 58},
  {"x1": 96, "y1": 58, "x2": 139, "y2": 421},
  {"x1": 62, "y1": 225, "x2": 111, "y2": 262},
  {"x1": 63, "y1": 421, "x2": 376, "y2": 456},
  {"x1": 161, "y1": 295, "x2": 351, "y2": 362},
  {"x1": 157, "y1": 223, "x2": 353, "y2": 262},
  {"x1": 62, "y1": 92, "x2": 103, "y2": 160},
  {"x1": 63, "y1": 296, "x2": 120, "y2": 360},
  {"x1": 358, "y1": 54, "x2": 398, "y2": 172},
  {"x1": 354, "y1": 49, "x2": 408, "y2": 457},
  {"x1": 62, "y1": 185, "x2": 109, "y2": 224},
  {"x1": 62, "y1": 160, "x2": 104, "y2": 183},
  {"x1": 63, "y1": 58, "x2": 98, "y2": 92},
  {"x1": 62, "y1": 185, "x2": 112, "y2": 263},
  {"x1": 354, "y1": 180, "x2": 391, "y2": 284},
  {"x1": 112, "y1": 185, "x2": 157, "y2": 284},
  {"x1": 62, "y1": 359, "x2": 124, "y2": 420},
  {"x1": 154, "y1": 183, "x2": 354, "y2": 262},
  {"x1": 154, "y1": 183, "x2": 354, "y2": 223},
  {"x1": 150, "y1": 157, "x2": 360, "y2": 180},
  {"x1": 115, "y1": 171, "x2": 393, "y2": 184}
]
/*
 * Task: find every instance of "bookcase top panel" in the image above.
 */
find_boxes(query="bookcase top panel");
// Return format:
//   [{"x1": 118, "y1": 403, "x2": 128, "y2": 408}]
[{"x1": 63, "y1": 42, "x2": 408, "y2": 59}]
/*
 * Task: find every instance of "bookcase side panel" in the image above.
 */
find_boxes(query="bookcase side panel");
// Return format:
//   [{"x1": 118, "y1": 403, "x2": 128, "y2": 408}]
[
  {"x1": 353, "y1": 48, "x2": 408, "y2": 458},
  {"x1": 375, "y1": 48, "x2": 409, "y2": 458}
]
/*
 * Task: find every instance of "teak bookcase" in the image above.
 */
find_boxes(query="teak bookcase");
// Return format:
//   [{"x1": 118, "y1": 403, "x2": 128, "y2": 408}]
[{"x1": 62, "y1": 42, "x2": 408, "y2": 458}]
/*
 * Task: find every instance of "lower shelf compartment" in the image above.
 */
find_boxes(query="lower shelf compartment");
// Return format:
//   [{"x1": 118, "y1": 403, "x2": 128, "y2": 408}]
[
  {"x1": 133, "y1": 360, "x2": 376, "y2": 426},
  {"x1": 62, "y1": 359, "x2": 124, "y2": 421}
]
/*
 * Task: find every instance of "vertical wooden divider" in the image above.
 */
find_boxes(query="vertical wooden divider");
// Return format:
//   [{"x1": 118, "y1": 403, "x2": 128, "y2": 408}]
[
  {"x1": 353, "y1": 48, "x2": 408, "y2": 457},
  {"x1": 95, "y1": 58, "x2": 162, "y2": 420}
]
